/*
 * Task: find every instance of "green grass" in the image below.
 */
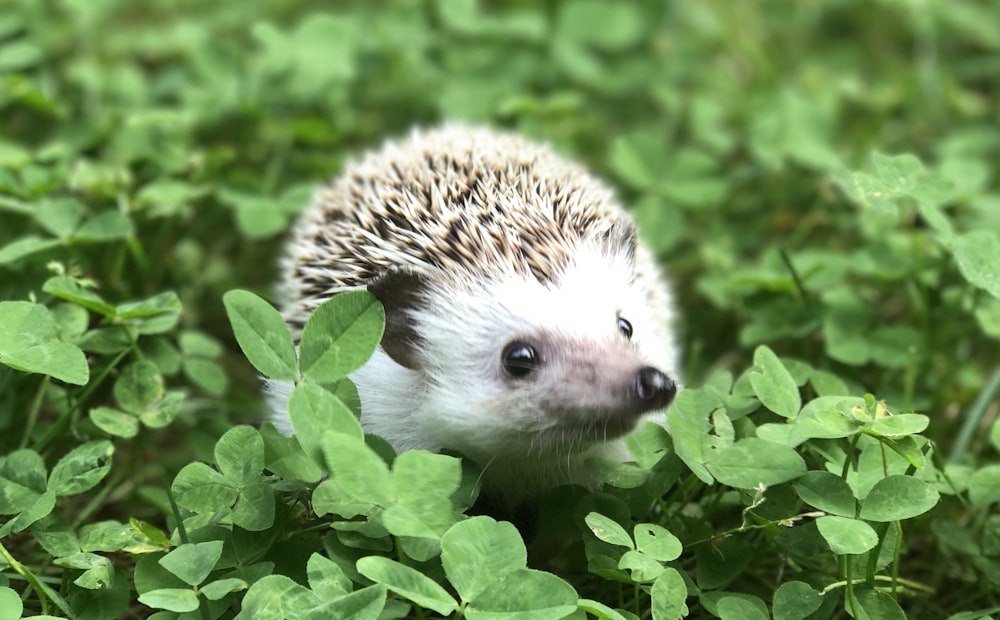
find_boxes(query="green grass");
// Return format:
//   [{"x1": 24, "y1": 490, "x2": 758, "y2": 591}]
[{"x1": 1, "y1": 1, "x2": 999, "y2": 618}]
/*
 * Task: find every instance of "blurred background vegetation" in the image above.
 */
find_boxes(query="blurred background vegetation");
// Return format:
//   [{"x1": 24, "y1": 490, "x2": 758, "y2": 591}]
[
  {"x1": 6, "y1": 0, "x2": 998, "y2": 408},
  {"x1": 1, "y1": 0, "x2": 999, "y2": 615}
]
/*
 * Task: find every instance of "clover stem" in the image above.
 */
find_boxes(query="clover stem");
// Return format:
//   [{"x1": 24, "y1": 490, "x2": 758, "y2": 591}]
[{"x1": 20, "y1": 375, "x2": 49, "y2": 450}]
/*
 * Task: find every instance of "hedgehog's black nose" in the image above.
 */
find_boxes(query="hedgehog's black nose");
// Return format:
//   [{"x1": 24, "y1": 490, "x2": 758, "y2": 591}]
[{"x1": 634, "y1": 367, "x2": 677, "y2": 408}]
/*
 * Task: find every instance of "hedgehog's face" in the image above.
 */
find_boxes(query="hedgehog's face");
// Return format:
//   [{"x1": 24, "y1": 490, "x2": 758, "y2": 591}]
[
  {"x1": 479, "y1": 248, "x2": 677, "y2": 453},
  {"x1": 369, "y1": 243, "x2": 678, "y2": 459}
]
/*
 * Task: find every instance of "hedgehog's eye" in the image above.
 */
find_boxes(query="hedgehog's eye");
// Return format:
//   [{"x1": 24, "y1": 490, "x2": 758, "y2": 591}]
[
  {"x1": 502, "y1": 342, "x2": 539, "y2": 379},
  {"x1": 618, "y1": 317, "x2": 633, "y2": 340}
]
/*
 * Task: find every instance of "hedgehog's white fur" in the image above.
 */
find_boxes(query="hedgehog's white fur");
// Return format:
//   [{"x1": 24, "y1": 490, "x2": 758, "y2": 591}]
[{"x1": 268, "y1": 125, "x2": 680, "y2": 504}]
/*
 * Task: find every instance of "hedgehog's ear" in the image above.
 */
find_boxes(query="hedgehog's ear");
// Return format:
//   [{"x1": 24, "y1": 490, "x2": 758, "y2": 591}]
[
  {"x1": 604, "y1": 218, "x2": 638, "y2": 263},
  {"x1": 368, "y1": 268, "x2": 428, "y2": 371}
]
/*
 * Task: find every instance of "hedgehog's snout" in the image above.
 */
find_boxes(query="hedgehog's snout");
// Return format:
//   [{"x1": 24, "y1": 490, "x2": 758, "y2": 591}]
[{"x1": 633, "y1": 366, "x2": 676, "y2": 410}]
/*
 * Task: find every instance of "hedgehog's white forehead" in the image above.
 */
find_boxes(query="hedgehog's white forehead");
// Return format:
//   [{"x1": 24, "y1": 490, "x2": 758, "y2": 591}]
[
  {"x1": 490, "y1": 246, "x2": 639, "y2": 334},
  {"x1": 419, "y1": 242, "x2": 644, "y2": 351}
]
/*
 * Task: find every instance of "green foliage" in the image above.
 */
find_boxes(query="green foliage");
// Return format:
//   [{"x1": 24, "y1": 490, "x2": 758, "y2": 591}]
[
  {"x1": 1, "y1": 0, "x2": 999, "y2": 618},
  {"x1": 0, "y1": 301, "x2": 88, "y2": 385}
]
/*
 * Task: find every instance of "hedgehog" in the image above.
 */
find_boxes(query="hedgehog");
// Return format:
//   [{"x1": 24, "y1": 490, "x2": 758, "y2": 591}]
[{"x1": 267, "y1": 125, "x2": 680, "y2": 506}]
